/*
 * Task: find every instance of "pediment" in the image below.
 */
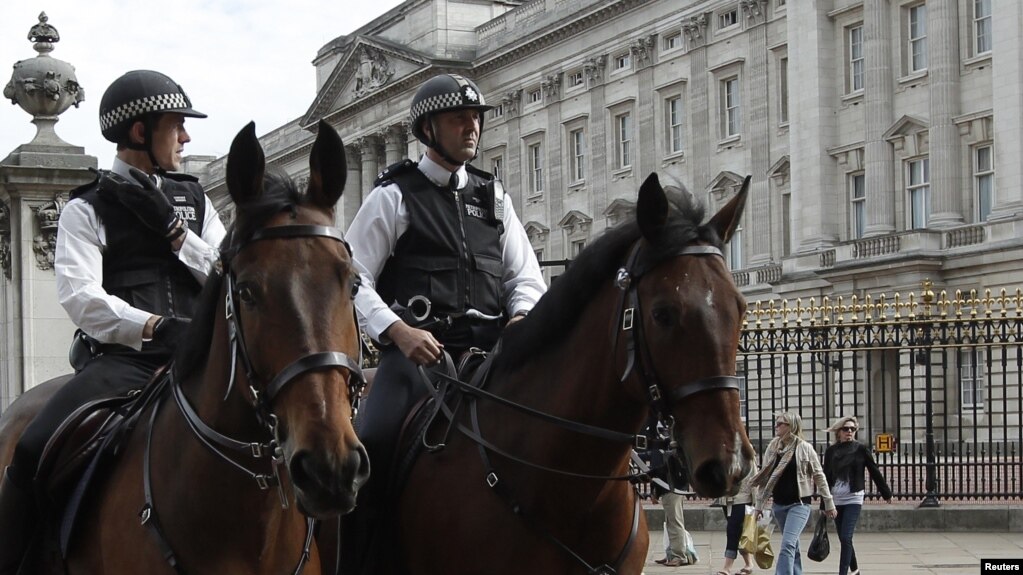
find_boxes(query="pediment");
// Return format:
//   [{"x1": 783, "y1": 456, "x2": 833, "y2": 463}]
[
  {"x1": 302, "y1": 36, "x2": 432, "y2": 128},
  {"x1": 767, "y1": 155, "x2": 790, "y2": 186},
  {"x1": 706, "y1": 170, "x2": 745, "y2": 192},
  {"x1": 558, "y1": 210, "x2": 592, "y2": 229},
  {"x1": 883, "y1": 114, "x2": 929, "y2": 141},
  {"x1": 602, "y1": 198, "x2": 636, "y2": 227},
  {"x1": 523, "y1": 221, "x2": 550, "y2": 243}
]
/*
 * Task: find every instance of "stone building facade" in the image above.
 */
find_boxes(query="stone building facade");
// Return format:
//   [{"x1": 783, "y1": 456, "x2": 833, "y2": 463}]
[{"x1": 202, "y1": 0, "x2": 1023, "y2": 302}]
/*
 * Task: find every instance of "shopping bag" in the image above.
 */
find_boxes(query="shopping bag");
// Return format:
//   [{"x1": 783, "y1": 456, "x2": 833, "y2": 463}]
[
  {"x1": 807, "y1": 514, "x2": 830, "y2": 562},
  {"x1": 682, "y1": 529, "x2": 699, "y2": 565},
  {"x1": 738, "y1": 510, "x2": 757, "y2": 554},
  {"x1": 753, "y1": 522, "x2": 774, "y2": 569}
]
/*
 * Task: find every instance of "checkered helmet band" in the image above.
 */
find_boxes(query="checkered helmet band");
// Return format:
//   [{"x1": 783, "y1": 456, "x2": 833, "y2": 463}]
[
  {"x1": 408, "y1": 74, "x2": 492, "y2": 141},
  {"x1": 100, "y1": 92, "x2": 193, "y2": 132}
]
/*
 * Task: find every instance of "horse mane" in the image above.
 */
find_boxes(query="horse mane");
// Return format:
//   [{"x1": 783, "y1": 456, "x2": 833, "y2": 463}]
[
  {"x1": 494, "y1": 184, "x2": 715, "y2": 372},
  {"x1": 175, "y1": 166, "x2": 303, "y2": 380}
]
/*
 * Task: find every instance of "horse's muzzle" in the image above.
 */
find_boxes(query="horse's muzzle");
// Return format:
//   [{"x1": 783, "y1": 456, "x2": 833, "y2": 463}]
[{"x1": 289, "y1": 442, "x2": 370, "y2": 518}]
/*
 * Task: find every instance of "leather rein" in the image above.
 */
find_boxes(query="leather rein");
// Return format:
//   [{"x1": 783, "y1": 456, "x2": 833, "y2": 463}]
[
  {"x1": 425, "y1": 239, "x2": 742, "y2": 575},
  {"x1": 139, "y1": 224, "x2": 366, "y2": 574}
]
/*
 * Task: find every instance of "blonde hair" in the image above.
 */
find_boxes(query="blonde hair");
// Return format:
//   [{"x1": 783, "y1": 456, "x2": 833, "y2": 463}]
[
  {"x1": 827, "y1": 415, "x2": 860, "y2": 438},
  {"x1": 776, "y1": 411, "x2": 805, "y2": 439}
]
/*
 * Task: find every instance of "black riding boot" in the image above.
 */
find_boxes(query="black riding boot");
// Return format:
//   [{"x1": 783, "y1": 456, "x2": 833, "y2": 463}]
[{"x1": 0, "y1": 466, "x2": 36, "y2": 575}]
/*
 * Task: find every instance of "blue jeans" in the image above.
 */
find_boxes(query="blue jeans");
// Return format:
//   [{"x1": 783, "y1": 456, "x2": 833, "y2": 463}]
[
  {"x1": 722, "y1": 503, "x2": 747, "y2": 559},
  {"x1": 835, "y1": 504, "x2": 862, "y2": 575},
  {"x1": 772, "y1": 502, "x2": 811, "y2": 575}
]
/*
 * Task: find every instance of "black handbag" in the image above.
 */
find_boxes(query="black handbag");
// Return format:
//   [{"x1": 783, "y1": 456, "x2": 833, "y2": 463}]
[{"x1": 807, "y1": 514, "x2": 830, "y2": 562}]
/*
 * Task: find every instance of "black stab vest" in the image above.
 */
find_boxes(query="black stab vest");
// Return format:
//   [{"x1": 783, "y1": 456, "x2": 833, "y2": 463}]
[
  {"x1": 376, "y1": 162, "x2": 504, "y2": 321},
  {"x1": 71, "y1": 171, "x2": 207, "y2": 319}
]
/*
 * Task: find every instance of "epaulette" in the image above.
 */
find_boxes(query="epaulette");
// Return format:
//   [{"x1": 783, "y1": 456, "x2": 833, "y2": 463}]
[
  {"x1": 375, "y1": 159, "x2": 418, "y2": 187},
  {"x1": 465, "y1": 163, "x2": 495, "y2": 180},
  {"x1": 162, "y1": 171, "x2": 199, "y2": 183},
  {"x1": 69, "y1": 169, "x2": 107, "y2": 200}
]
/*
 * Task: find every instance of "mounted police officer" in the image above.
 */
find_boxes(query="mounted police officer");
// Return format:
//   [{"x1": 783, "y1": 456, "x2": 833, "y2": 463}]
[
  {"x1": 0, "y1": 70, "x2": 226, "y2": 574},
  {"x1": 340, "y1": 73, "x2": 547, "y2": 573}
]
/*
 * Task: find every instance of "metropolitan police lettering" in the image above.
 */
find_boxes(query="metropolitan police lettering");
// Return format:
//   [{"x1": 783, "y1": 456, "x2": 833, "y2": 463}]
[
  {"x1": 465, "y1": 203, "x2": 487, "y2": 219},
  {"x1": 173, "y1": 205, "x2": 197, "y2": 222}
]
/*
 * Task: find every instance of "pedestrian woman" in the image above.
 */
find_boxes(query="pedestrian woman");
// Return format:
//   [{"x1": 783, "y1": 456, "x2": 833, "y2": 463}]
[
  {"x1": 751, "y1": 412, "x2": 836, "y2": 575},
  {"x1": 711, "y1": 460, "x2": 758, "y2": 575},
  {"x1": 823, "y1": 416, "x2": 893, "y2": 575}
]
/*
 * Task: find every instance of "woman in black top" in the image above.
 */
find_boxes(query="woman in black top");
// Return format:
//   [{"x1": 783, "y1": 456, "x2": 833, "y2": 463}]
[{"x1": 822, "y1": 416, "x2": 893, "y2": 575}]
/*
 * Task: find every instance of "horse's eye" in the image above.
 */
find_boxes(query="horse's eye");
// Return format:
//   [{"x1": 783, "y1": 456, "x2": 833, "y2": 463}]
[
  {"x1": 236, "y1": 284, "x2": 258, "y2": 305},
  {"x1": 350, "y1": 275, "x2": 362, "y2": 299},
  {"x1": 651, "y1": 306, "x2": 675, "y2": 328}
]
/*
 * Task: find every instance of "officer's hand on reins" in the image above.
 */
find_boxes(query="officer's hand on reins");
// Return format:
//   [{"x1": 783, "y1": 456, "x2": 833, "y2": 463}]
[{"x1": 387, "y1": 320, "x2": 444, "y2": 366}]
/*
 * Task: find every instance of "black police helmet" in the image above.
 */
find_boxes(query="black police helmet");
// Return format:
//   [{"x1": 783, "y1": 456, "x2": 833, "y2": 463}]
[
  {"x1": 99, "y1": 70, "x2": 206, "y2": 144},
  {"x1": 409, "y1": 74, "x2": 492, "y2": 145}
]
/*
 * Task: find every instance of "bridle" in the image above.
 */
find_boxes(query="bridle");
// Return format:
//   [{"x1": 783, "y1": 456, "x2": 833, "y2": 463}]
[
  {"x1": 139, "y1": 223, "x2": 366, "y2": 574},
  {"x1": 423, "y1": 237, "x2": 742, "y2": 575}
]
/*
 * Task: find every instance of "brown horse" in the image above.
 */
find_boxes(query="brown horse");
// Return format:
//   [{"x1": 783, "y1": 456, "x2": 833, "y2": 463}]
[
  {"x1": 393, "y1": 173, "x2": 754, "y2": 575},
  {"x1": 0, "y1": 120, "x2": 369, "y2": 574}
]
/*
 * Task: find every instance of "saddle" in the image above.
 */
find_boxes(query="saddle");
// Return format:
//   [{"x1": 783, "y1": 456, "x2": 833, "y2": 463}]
[{"x1": 34, "y1": 364, "x2": 171, "y2": 555}]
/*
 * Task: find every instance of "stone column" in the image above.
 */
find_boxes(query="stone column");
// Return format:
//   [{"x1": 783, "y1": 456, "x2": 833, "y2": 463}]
[
  {"x1": 683, "y1": 15, "x2": 711, "y2": 196},
  {"x1": 988, "y1": 1, "x2": 1023, "y2": 220},
  {"x1": 863, "y1": 0, "x2": 896, "y2": 236},
  {"x1": 745, "y1": 18, "x2": 771, "y2": 265},
  {"x1": 383, "y1": 125, "x2": 406, "y2": 167},
  {"x1": 790, "y1": 2, "x2": 840, "y2": 251},
  {"x1": 926, "y1": 0, "x2": 963, "y2": 227},
  {"x1": 342, "y1": 145, "x2": 362, "y2": 230},
  {"x1": 359, "y1": 136, "x2": 380, "y2": 209}
]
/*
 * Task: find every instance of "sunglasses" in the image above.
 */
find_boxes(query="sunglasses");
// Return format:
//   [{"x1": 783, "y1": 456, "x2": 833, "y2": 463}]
[
  {"x1": 840, "y1": 427, "x2": 857, "y2": 432},
  {"x1": 775, "y1": 422, "x2": 789, "y2": 427}
]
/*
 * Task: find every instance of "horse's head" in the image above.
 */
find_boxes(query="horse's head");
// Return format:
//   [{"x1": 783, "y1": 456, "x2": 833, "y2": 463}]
[
  {"x1": 627, "y1": 173, "x2": 755, "y2": 498},
  {"x1": 222, "y1": 121, "x2": 369, "y2": 517}
]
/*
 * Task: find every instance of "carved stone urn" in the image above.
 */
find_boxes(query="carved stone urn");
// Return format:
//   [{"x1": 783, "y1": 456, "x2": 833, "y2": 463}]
[{"x1": 4, "y1": 12, "x2": 84, "y2": 146}]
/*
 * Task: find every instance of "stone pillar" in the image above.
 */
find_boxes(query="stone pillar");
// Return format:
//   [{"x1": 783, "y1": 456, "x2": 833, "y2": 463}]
[
  {"x1": 926, "y1": 0, "x2": 963, "y2": 227},
  {"x1": 342, "y1": 145, "x2": 362, "y2": 230},
  {"x1": 683, "y1": 15, "x2": 711, "y2": 197},
  {"x1": 987, "y1": 1, "x2": 1023, "y2": 220},
  {"x1": 383, "y1": 125, "x2": 406, "y2": 167},
  {"x1": 1, "y1": 13, "x2": 95, "y2": 408},
  {"x1": 790, "y1": 1, "x2": 840, "y2": 251},
  {"x1": 359, "y1": 136, "x2": 380, "y2": 210},
  {"x1": 745, "y1": 17, "x2": 771, "y2": 265},
  {"x1": 863, "y1": 0, "x2": 896, "y2": 236}
]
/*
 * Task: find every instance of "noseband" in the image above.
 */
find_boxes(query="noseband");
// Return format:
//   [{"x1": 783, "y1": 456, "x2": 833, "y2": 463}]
[{"x1": 613, "y1": 240, "x2": 742, "y2": 423}]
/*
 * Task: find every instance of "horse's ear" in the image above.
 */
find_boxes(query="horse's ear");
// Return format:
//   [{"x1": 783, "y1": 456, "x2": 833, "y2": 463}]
[
  {"x1": 226, "y1": 122, "x2": 265, "y2": 206},
  {"x1": 707, "y1": 175, "x2": 751, "y2": 244},
  {"x1": 637, "y1": 172, "x2": 669, "y2": 241},
  {"x1": 308, "y1": 120, "x2": 347, "y2": 209}
]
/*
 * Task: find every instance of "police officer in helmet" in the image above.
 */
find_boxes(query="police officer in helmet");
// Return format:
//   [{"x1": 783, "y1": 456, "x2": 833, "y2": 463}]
[
  {"x1": 0, "y1": 70, "x2": 226, "y2": 574},
  {"x1": 339, "y1": 73, "x2": 547, "y2": 573}
]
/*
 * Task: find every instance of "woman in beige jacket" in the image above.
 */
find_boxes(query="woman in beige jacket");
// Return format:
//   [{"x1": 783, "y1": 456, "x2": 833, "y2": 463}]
[
  {"x1": 750, "y1": 412, "x2": 837, "y2": 575},
  {"x1": 711, "y1": 460, "x2": 759, "y2": 575}
]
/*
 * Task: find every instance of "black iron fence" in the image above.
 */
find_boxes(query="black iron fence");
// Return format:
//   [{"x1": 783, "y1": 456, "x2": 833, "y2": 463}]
[{"x1": 739, "y1": 281, "x2": 1022, "y2": 504}]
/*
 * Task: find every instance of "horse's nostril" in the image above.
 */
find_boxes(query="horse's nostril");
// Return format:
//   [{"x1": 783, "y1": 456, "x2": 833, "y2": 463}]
[
  {"x1": 289, "y1": 451, "x2": 316, "y2": 492},
  {"x1": 350, "y1": 442, "x2": 371, "y2": 488},
  {"x1": 694, "y1": 460, "x2": 729, "y2": 498}
]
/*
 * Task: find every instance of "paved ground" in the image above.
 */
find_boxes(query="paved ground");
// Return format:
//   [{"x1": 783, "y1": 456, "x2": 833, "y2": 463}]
[{"x1": 641, "y1": 529, "x2": 1023, "y2": 574}]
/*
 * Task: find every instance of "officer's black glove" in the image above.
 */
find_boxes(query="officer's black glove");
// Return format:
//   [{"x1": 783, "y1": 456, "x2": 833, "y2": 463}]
[
  {"x1": 151, "y1": 317, "x2": 192, "y2": 351},
  {"x1": 99, "y1": 167, "x2": 184, "y2": 242}
]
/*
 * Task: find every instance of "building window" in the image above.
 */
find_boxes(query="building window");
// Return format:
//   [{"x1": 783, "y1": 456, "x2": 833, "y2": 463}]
[
  {"x1": 490, "y1": 104, "x2": 504, "y2": 119},
  {"x1": 975, "y1": 144, "x2": 993, "y2": 221},
  {"x1": 663, "y1": 31, "x2": 682, "y2": 51},
  {"x1": 615, "y1": 113, "x2": 632, "y2": 169},
  {"x1": 779, "y1": 57, "x2": 789, "y2": 124},
  {"x1": 614, "y1": 52, "x2": 631, "y2": 71},
  {"x1": 960, "y1": 348, "x2": 985, "y2": 410},
  {"x1": 848, "y1": 25, "x2": 864, "y2": 92},
  {"x1": 908, "y1": 4, "x2": 927, "y2": 72},
  {"x1": 907, "y1": 158, "x2": 930, "y2": 229},
  {"x1": 728, "y1": 225, "x2": 743, "y2": 269},
  {"x1": 721, "y1": 77, "x2": 741, "y2": 138},
  {"x1": 571, "y1": 239, "x2": 586, "y2": 257},
  {"x1": 568, "y1": 71, "x2": 585, "y2": 88},
  {"x1": 491, "y1": 156, "x2": 502, "y2": 180},
  {"x1": 529, "y1": 143, "x2": 543, "y2": 194},
  {"x1": 666, "y1": 96, "x2": 684, "y2": 154},
  {"x1": 719, "y1": 8, "x2": 739, "y2": 30},
  {"x1": 534, "y1": 248, "x2": 544, "y2": 265},
  {"x1": 528, "y1": 89, "x2": 542, "y2": 104},
  {"x1": 782, "y1": 190, "x2": 791, "y2": 256},
  {"x1": 974, "y1": 0, "x2": 992, "y2": 55},
  {"x1": 570, "y1": 129, "x2": 586, "y2": 182},
  {"x1": 850, "y1": 173, "x2": 866, "y2": 239}
]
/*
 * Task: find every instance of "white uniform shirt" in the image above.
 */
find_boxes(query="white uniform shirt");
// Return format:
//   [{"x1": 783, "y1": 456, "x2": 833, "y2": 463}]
[
  {"x1": 55, "y1": 157, "x2": 227, "y2": 350},
  {"x1": 347, "y1": 154, "x2": 547, "y2": 343}
]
